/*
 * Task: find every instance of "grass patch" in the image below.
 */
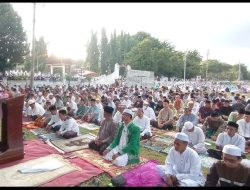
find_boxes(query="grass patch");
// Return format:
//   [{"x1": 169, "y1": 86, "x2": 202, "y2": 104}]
[
  {"x1": 80, "y1": 173, "x2": 111, "y2": 187},
  {"x1": 140, "y1": 147, "x2": 166, "y2": 164}
]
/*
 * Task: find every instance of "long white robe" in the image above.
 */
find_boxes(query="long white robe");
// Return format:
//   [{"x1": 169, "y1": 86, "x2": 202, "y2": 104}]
[
  {"x1": 156, "y1": 146, "x2": 205, "y2": 187},
  {"x1": 182, "y1": 126, "x2": 207, "y2": 154},
  {"x1": 103, "y1": 122, "x2": 132, "y2": 166}
]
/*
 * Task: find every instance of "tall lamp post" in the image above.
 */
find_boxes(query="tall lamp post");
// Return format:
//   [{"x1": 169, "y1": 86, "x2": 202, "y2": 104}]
[
  {"x1": 183, "y1": 51, "x2": 187, "y2": 89},
  {"x1": 30, "y1": 3, "x2": 36, "y2": 89}
]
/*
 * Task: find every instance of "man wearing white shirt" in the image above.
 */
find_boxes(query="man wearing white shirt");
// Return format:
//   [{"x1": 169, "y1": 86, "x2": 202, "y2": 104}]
[
  {"x1": 207, "y1": 121, "x2": 246, "y2": 160},
  {"x1": 156, "y1": 132, "x2": 205, "y2": 187},
  {"x1": 27, "y1": 99, "x2": 46, "y2": 121},
  {"x1": 36, "y1": 92, "x2": 46, "y2": 107},
  {"x1": 121, "y1": 95, "x2": 132, "y2": 108},
  {"x1": 237, "y1": 111, "x2": 250, "y2": 141},
  {"x1": 57, "y1": 109, "x2": 80, "y2": 139},
  {"x1": 143, "y1": 101, "x2": 156, "y2": 121},
  {"x1": 113, "y1": 104, "x2": 126, "y2": 124},
  {"x1": 67, "y1": 96, "x2": 78, "y2": 116},
  {"x1": 181, "y1": 121, "x2": 207, "y2": 154},
  {"x1": 133, "y1": 108, "x2": 152, "y2": 140},
  {"x1": 45, "y1": 105, "x2": 62, "y2": 132}
]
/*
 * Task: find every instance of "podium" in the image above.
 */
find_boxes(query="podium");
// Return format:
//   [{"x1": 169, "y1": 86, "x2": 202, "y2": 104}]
[{"x1": 0, "y1": 95, "x2": 25, "y2": 164}]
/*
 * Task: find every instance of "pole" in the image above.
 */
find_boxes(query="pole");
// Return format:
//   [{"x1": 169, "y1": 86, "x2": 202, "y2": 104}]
[
  {"x1": 238, "y1": 61, "x2": 241, "y2": 81},
  {"x1": 205, "y1": 49, "x2": 209, "y2": 82},
  {"x1": 30, "y1": 3, "x2": 36, "y2": 89},
  {"x1": 184, "y1": 51, "x2": 187, "y2": 89}
]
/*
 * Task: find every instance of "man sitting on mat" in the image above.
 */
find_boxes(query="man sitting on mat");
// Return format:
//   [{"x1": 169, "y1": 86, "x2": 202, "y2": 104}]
[
  {"x1": 57, "y1": 109, "x2": 80, "y2": 139},
  {"x1": 45, "y1": 105, "x2": 62, "y2": 132},
  {"x1": 88, "y1": 106, "x2": 118, "y2": 155},
  {"x1": 102, "y1": 109, "x2": 140, "y2": 167}
]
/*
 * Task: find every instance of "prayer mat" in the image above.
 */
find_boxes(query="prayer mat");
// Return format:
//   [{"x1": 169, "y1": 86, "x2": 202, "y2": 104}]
[
  {"x1": 50, "y1": 134, "x2": 96, "y2": 153},
  {"x1": 164, "y1": 131, "x2": 178, "y2": 138},
  {"x1": 75, "y1": 149, "x2": 149, "y2": 177},
  {"x1": 160, "y1": 146, "x2": 172, "y2": 154},
  {"x1": 0, "y1": 140, "x2": 103, "y2": 187},
  {"x1": 23, "y1": 121, "x2": 39, "y2": 129},
  {"x1": 78, "y1": 122, "x2": 99, "y2": 131},
  {"x1": 141, "y1": 135, "x2": 174, "y2": 152},
  {"x1": 199, "y1": 154, "x2": 218, "y2": 169},
  {"x1": 122, "y1": 160, "x2": 167, "y2": 187},
  {"x1": 0, "y1": 154, "x2": 80, "y2": 187},
  {"x1": 151, "y1": 127, "x2": 168, "y2": 136},
  {"x1": 30, "y1": 128, "x2": 64, "y2": 141}
]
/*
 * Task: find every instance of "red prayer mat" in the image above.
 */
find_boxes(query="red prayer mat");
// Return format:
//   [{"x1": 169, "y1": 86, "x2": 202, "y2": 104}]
[
  {"x1": 75, "y1": 149, "x2": 149, "y2": 177},
  {"x1": 0, "y1": 139, "x2": 103, "y2": 186}
]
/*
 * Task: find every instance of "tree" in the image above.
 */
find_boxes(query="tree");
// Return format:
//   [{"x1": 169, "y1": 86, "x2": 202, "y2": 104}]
[
  {"x1": 35, "y1": 36, "x2": 48, "y2": 72},
  {"x1": 100, "y1": 28, "x2": 110, "y2": 74},
  {"x1": 86, "y1": 31, "x2": 100, "y2": 73},
  {"x1": 0, "y1": 3, "x2": 29, "y2": 73},
  {"x1": 185, "y1": 50, "x2": 202, "y2": 79}
]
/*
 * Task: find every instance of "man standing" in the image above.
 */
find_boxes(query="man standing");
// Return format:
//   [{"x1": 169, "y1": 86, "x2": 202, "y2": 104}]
[
  {"x1": 88, "y1": 106, "x2": 118, "y2": 155},
  {"x1": 102, "y1": 109, "x2": 140, "y2": 167},
  {"x1": 156, "y1": 133, "x2": 205, "y2": 187},
  {"x1": 205, "y1": 144, "x2": 250, "y2": 186},
  {"x1": 207, "y1": 121, "x2": 246, "y2": 160},
  {"x1": 181, "y1": 121, "x2": 207, "y2": 154}
]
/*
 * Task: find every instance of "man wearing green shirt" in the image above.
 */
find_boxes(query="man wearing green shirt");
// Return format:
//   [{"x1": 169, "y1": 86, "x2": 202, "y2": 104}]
[{"x1": 103, "y1": 109, "x2": 140, "y2": 166}]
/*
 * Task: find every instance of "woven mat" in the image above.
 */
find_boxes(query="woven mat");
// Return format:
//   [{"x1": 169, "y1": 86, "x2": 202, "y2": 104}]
[
  {"x1": 151, "y1": 128, "x2": 167, "y2": 136},
  {"x1": 77, "y1": 121, "x2": 99, "y2": 131},
  {"x1": 50, "y1": 134, "x2": 96, "y2": 153},
  {"x1": 0, "y1": 154, "x2": 80, "y2": 187},
  {"x1": 75, "y1": 149, "x2": 148, "y2": 177},
  {"x1": 199, "y1": 154, "x2": 218, "y2": 169},
  {"x1": 141, "y1": 135, "x2": 174, "y2": 153}
]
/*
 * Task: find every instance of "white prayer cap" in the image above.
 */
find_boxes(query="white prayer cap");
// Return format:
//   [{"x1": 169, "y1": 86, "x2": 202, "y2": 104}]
[
  {"x1": 184, "y1": 121, "x2": 194, "y2": 130},
  {"x1": 28, "y1": 99, "x2": 36, "y2": 105},
  {"x1": 222, "y1": 144, "x2": 242, "y2": 157},
  {"x1": 38, "y1": 92, "x2": 42, "y2": 96},
  {"x1": 123, "y1": 109, "x2": 133, "y2": 116},
  {"x1": 175, "y1": 132, "x2": 189, "y2": 143}
]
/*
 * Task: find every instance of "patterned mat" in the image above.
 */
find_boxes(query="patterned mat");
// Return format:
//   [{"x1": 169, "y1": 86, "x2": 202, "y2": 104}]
[
  {"x1": 77, "y1": 122, "x2": 99, "y2": 131},
  {"x1": 0, "y1": 154, "x2": 80, "y2": 187},
  {"x1": 50, "y1": 134, "x2": 96, "y2": 153},
  {"x1": 199, "y1": 154, "x2": 218, "y2": 169},
  {"x1": 75, "y1": 149, "x2": 149, "y2": 177},
  {"x1": 30, "y1": 128, "x2": 63, "y2": 141},
  {"x1": 141, "y1": 135, "x2": 174, "y2": 153}
]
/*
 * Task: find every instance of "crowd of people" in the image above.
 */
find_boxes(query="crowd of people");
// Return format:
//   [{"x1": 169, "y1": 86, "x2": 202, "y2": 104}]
[{"x1": 2, "y1": 80, "x2": 250, "y2": 186}]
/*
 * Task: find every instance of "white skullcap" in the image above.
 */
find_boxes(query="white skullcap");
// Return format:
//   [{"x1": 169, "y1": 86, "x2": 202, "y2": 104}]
[
  {"x1": 123, "y1": 109, "x2": 133, "y2": 116},
  {"x1": 28, "y1": 99, "x2": 36, "y2": 105},
  {"x1": 175, "y1": 132, "x2": 189, "y2": 143},
  {"x1": 143, "y1": 101, "x2": 149, "y2": 105},
  {"x1": 49, "y1": 93, "x2": 53, "y2": 96},
  {"x1": 222, "y1": 144, "x2": 242, "y2": 157},
  {"x1": 38, "y1": 92, "x2": 42, "y2": 96},
  {"x1": 184, "y1": 121, "x2": 194, "y2": 130}
]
